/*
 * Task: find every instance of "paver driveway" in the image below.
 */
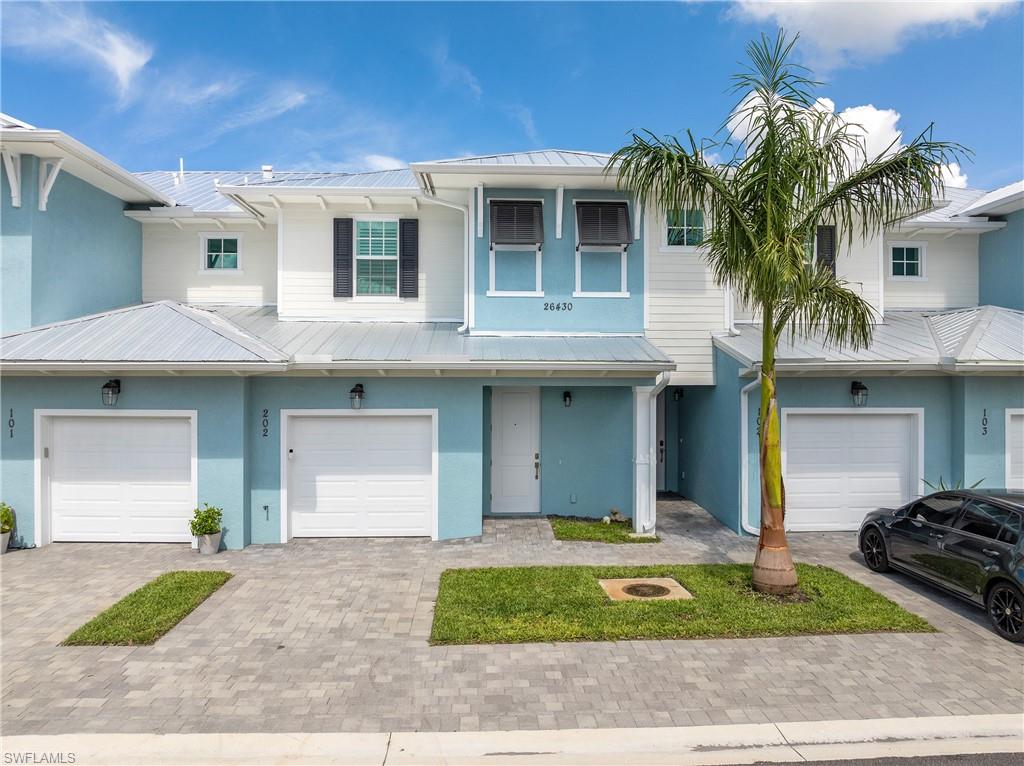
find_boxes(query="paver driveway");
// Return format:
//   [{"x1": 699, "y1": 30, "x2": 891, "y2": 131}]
[{"x1": 2, "y1": 500, "x2": 1022, "y2": 735}]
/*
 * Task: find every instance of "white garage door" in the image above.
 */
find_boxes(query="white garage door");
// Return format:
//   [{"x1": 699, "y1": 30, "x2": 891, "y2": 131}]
[
  {"x1": 783, "y1": 412, "x2": 917, "y2": 531},
  {"x1": 1008, "y1": 411, "x2": 1024, "y2": 491},
  {"x1": 287, "y1": 414, "x2": 434, "y2": 537},
  {"x1": 49, "y1": 415, "x2": 195, "y2": 542}
]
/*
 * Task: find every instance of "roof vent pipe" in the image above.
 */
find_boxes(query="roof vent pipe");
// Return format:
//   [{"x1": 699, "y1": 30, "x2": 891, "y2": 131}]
[
  {"x1": 262, "y1": 164, "x2": 273, "y2": 180},
  {"x1": 178, "y1": 157, "x2": 185, "y2": 185}
]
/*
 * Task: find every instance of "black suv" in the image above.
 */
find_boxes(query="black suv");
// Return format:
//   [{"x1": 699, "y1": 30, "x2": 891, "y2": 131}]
[{"x1": 859, "y1": 490, "x2": 1024, "y2": 642}]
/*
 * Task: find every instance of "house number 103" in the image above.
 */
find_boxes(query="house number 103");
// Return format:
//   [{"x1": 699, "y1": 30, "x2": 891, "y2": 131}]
[{"x1": 981, "y1": 408, "x2": 988, "y2": 436}]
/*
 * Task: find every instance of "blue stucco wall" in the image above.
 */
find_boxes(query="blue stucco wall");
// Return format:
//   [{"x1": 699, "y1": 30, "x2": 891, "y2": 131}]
[
  {"x1": 677, "y1": 348, "x2": 744, "y2": 532},
  {"x1": 955, "y1": 377, "x2": 1024, "y2": 487},
  {"x1": 473, "y1": 188, "x2": 644, "y2": 332},
  {"x1": 538, "y1": 386, "x2": 633, "y2": 518},
  {"x1": 978, "y1": 210, "x2": 1024, "y2": 311},
  {"x1": 0, "y1": 156, "x2": 142, "y2": 334},
  {"x1": 0, "y1": 377, "x2": 249, "y2": 549}
]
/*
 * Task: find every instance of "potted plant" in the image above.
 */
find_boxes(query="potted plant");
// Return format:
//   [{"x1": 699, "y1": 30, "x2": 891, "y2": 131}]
[
  {"x1": 190, "y1": 504, "x2": 223, "y2": 555},
  {"x1": 0, "y1": 503, "x2": 13, "y2": 554}
]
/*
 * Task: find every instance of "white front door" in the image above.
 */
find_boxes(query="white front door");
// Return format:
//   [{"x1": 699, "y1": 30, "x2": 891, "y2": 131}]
[
  {"x1": 491, "y1": 387, "x2": 541, "y2": 514},
  {"x1": 48, "y1": 415, "x2": 195, "y2": 542},
  {"x1": 1007, "y1": 411, "x2": 1024, "y2": 491},
  {"x1": 286, "y1": 413, "x2": 434, "y2": 538},
  {"x1": 783, "y1": 411, "x2": 918, "y2": 531}
]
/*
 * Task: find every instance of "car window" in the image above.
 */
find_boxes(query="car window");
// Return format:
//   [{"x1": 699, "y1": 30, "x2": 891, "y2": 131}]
[
  {"x1": 906, "y1": 494, "x2": 963, "y2": 527},
  {"x1": 953, "y1": 501, "x2": 1013, "y2": 541},
  {"x1": 998, "y1": 511, "x2": 1022, "y2": 546}
]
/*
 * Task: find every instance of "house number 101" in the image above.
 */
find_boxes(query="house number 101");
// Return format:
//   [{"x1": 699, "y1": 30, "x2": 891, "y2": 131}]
[{"x1": 7, "y1": 408, "x2": 13, "y2": 438}]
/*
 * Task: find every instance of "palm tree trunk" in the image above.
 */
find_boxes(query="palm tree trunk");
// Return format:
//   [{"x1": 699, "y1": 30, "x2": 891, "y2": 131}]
[{"x1": 753, "y1": 308, "x2": 799, "y2": 594}]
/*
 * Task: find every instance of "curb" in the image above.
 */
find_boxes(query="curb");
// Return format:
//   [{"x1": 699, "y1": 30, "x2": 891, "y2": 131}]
[{"x1": 2, "y1": 713, "x2": 1021, "y2": 765}]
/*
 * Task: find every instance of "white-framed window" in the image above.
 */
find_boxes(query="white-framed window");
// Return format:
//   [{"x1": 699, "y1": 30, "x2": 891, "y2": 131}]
[
  {"x1": 889, "y1": 241, "x2": 926, "y2": 280},
  {"x1": 487, "y1": 199, "x2": 545, "y2": 297},
  {"x1": 664, "y1": 208, "x2": 704, "y2": 249},
  {"x1": 354, "y1": 218, "x2": 399, "y2": 297},
  {"x1": 200, "y1": 234, "x2": 241, "y2": 272},
  {"x1": 573, "y1": 200, "x2": 631, "y2": 298}
]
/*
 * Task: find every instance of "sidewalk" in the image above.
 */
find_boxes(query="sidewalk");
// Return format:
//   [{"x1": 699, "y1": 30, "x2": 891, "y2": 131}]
[{"x1": 3, "y1": 714, "x2": 1021, "y2": 765}]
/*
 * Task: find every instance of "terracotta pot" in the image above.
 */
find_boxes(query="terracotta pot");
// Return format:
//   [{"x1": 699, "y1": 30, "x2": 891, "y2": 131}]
[{"x1": 197, "y1": 531, "x2": 222, "y2": 555}]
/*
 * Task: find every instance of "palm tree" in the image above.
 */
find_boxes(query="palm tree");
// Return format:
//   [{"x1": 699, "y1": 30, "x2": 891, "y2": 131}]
[{"x1": 611, "y1": 31, "x2": 965, "y2": 594}]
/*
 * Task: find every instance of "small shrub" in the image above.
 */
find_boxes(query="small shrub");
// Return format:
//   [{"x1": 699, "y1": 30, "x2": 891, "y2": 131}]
[
  {"x1": 189, "y1": 504, "x2": 223, "y2": 537},
  {"x1": 0, "y1": 503, "x2": 14, "y2": 534}
]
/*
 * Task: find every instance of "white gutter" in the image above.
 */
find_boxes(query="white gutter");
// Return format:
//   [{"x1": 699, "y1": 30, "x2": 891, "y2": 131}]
[
  {"x1": 418, "y1": 193, "x2": 471, "y2": 334},
  {"x1": 739, "y1": 377, "x2": 761, "y2": 536}
]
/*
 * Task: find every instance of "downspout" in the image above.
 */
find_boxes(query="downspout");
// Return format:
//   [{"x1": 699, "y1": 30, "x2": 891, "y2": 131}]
[
  {"x1": 418, "y1": 193, "x2": 470, "y2": 333},
  {"x1": 739, "y1": 376, "x2": 761, "y2": 535},
  {"x1": 724, "y1": 281, "x2": 739, "y2": 335}
]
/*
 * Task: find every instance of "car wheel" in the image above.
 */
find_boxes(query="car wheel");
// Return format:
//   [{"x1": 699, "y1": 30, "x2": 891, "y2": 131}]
[
  {"x1": 987, "y1": 582, "x2": 1024, "y2": 643},
  {"x1": 860, "y1": 527, "x2": 890, "y2": 572}
]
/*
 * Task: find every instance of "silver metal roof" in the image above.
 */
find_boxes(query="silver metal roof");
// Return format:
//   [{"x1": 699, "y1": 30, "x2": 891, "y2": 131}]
[
  {"x1": 212, "y1": 306, "x2": 672, "y2": 370},
  {"x1": 419, "y1": 150, "x2": 612, "y2": 168},
  {"x1": 715, "y1": 307, "x2": 1024, "y2": 373},
  {"x1": 134, "y1": 169, "x2": 417, "y2": 213},
  {"x1": 1, "y1": 302, "x2": 288, "y2": 367},
  {"x1": 904, "y1": 187, "x2": 989, "y2": 224}
]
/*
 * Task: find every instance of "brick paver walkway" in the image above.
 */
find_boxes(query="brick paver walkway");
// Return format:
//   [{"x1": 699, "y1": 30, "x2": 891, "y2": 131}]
[{"x1": 2, "y1": 499, "x2": 1021, "y2": 735}]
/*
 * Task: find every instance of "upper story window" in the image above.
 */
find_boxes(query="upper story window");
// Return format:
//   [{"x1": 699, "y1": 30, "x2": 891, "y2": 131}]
[
  {"x1": 665, "y1": 209, "x2": 704, "y2": 248},
  {"x1": 890, "y1": 242, "x2": 925, "y2": 280},
  {"x1": 488, "y1": 201, "x2": 544, "y2": 297},
  {"x1": 202, "y1": 235, "x2": 240, "y2": 271},
  {"x1": 574, "y1": 201, "x2": 632, "y2": 298},
  {"x1": 804, "y1": 226, "x2": 836, "y2": 275},
  {"x1": 355, "y1": 219, "x2": 399, "y2": 296}
]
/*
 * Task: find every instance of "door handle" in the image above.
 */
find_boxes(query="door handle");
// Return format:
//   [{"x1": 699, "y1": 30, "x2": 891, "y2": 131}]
[
  {"x1": 534, "y1": 453, "x2": 540, "y2": 480},
  {"x1": 928, "y1": 532, "x2": 944, "y2": 539},
  {"x1": 983, "y1": 548, "x2": 1001, "y2": 558}
]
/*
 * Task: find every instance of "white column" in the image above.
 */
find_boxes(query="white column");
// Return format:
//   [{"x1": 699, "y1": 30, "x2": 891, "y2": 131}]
[{"x1": 633, "y1": 386, "x2": 657, "y2": 534}]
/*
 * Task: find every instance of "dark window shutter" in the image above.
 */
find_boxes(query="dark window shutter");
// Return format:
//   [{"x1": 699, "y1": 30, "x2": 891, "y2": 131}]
[
  {"x1": 490, "y1": 201, "x2": 544, "y2": 245},
  {"x1": 576, "y1": 202, "x2": 632, "y2": 246},
  {"x1": 333, "y1": 218, "x2": 353, "y2": 297},
  {"x1": 399, "y1": 218, "x2": 419, "y2": 298},
  {"x1": 816, "y1": 225, "x2": 836, "y2": 275}
]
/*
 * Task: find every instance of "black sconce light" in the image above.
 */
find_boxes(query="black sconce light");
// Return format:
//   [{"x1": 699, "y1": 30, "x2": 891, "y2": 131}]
[
  {"x1": 850, "y1": 380, "x2": 868, "y2": 408},
  {"x1": 562, "y1": 390, "x2": 572, "y2": 408},
  {"x1": 101, "y1": 379, "x2": 121, "y2": 407},
  {"x1": 349, "y1": 383, "x2": 365, "y2": 410}
]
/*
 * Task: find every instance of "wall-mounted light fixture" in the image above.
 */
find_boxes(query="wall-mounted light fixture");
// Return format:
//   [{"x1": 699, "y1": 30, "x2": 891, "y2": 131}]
[
  {"x1": 672, "y1": 389, "x2": 683, "y2": 402},
  {"x1": 850, "y1": 380, "x2": 869, "y2": 408},
  {"x1": 101, "y1": 379, "x2": 121, "y2": 407},
  {"x1": 562, "y1": 390, "x2": 572, "y2": 408},
  {"x1": 349, "y1": 383, "x2": 365, "y2": 410}
]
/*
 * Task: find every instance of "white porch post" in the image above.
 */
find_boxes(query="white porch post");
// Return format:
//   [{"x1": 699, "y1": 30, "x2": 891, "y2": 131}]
[{"x1": 633, "y1": 375, "x2": 669, "y2": 534}]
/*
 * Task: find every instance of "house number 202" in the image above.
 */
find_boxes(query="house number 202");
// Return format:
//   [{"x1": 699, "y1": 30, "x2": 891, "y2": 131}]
[
  {"x1": 981, "y1": 408, "x2": 988, "y2": 436},
  {"x1": 261, "y1": 409, "x2": 270, "y2": 438}
]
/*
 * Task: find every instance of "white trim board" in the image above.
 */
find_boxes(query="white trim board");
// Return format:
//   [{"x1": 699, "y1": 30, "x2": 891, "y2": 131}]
[
  {"x1": 1007, "y1": 409, "x2": 1024, "y2": 491},
  {"x1": 278, "y1": 408, "x2": 440, "y2": 543},
  {"x1": 33, "y1": 409, "x2": 199, "y2": 547}
]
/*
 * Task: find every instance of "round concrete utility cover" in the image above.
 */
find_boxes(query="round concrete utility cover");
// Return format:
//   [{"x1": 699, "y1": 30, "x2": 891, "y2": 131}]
[{"x1": 622, "y1": 583, "x2": 671, "y2": 598}]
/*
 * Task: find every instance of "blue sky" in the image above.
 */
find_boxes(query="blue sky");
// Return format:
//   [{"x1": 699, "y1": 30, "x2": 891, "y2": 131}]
[{"x1": 3, "y1": 2, "x2": 1022, "y2": 189}]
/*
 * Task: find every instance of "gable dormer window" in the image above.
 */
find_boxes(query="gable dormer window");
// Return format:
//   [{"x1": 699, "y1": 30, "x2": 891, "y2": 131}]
[
  {"x1": 573, "y1": 201, "x2": 632, "y2": 298},
  {"x1": 487, "y1": 200, "x2": 544, "y2": 297}
]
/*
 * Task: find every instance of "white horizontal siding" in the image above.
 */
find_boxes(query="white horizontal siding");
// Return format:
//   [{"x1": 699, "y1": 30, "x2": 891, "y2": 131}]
[
  {"x1": 645, "y1": 224, "x2": 726, "y2": 384},
  {"x1": 278, "y1": 204, "x2": 463, "y2": 321},
  {"x1": 142, "y1": 223, "x2": 277, "y2": 306},
  {"x1": 883, "y1": 233, "x2": 979, "y2": 310}
]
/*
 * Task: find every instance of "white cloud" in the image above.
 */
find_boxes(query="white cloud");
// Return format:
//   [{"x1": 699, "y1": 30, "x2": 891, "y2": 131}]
[
  {"x1": 503, "y1": 105, "x2": 540, "y2": 144},
  {"x1": 429, "y1": 42, "x2": 482, "y2": 100},
  {"x1": 730, "y1": 1, "x2": 1016, "y2": 71},
  {"x1": 359, "y1": 154, "x2": 407, "y2": 171},
  {"x1": 2, "y1": 2, "x2": 153, "y2": 102},
  {"x1": 941, "y1": 162, "x2": 969, "y2": 188}
]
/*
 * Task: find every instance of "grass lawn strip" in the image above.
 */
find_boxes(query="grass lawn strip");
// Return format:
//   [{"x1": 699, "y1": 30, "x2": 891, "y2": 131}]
[
  {"x1": 549, "y1": 516, "x2": 659, "y2": 543},
  {"x1": 63, "y1": 570, "x2": 232, "y2": 646},
  {"x1": 431, "y1": 563, "x2": 932, "y2": 645}
]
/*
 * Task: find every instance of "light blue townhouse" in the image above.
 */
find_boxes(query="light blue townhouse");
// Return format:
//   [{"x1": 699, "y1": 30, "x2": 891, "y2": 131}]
[{"x1": 1, "y1": 114, "x2": 1021, "y2": 550}]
